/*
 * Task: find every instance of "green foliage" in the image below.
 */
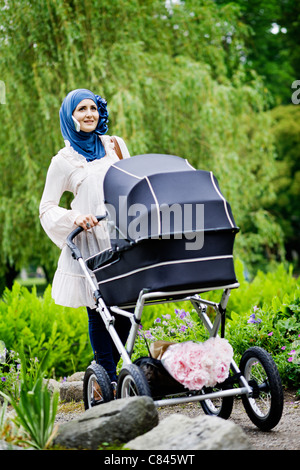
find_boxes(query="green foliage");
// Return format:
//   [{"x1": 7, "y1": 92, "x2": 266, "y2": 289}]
[
  {"x1": 132, "y1": 307, "x2": 209, "y2": 361},
  {"x1": 226, "y1": 259, "x2": 300, "y2": 314},
  {"x1": 268, "y1": 105, "x2": 300, "y2": 265},
  {"x1": 215, "y1": 0, "x2": 299, "y2": 105},
  {"x1": 0, "y1": 347, "x2": 59, "y2": 449},
  {"x1": 219, "y1": 260, "x2": 300, "y2": 387},
  {"x1": 0, "y1": 347, "x2": 21, "y2": 400},
  {"x1": 139, "y1": 259, "x2": 300, "y2": 329},
  {"x1": 226, "y1": 297, "x2": 300, "y2": 388},
  {"x1": 0, "y1": 283, "x2": 92, "y2": 377},
  {"x1": 0, "y1": 399, "x2": 9, "y2": 436}
]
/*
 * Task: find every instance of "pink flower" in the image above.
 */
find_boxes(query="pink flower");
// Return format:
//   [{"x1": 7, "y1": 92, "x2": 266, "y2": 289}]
[
  {"x1": 161, "y1": 338, "x2": 233, "y2": 390},
  {"x1": 268, "y1": 332, "x2": 273, "y2": 336},
  {"x1": 288, "y1": 357, "x2": 293, "y2": 362}
]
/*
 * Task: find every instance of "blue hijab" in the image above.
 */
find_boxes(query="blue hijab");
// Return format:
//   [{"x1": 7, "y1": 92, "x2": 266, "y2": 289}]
[{"x1": 59, "y1": 89, "x2": 109, "y2": 162}]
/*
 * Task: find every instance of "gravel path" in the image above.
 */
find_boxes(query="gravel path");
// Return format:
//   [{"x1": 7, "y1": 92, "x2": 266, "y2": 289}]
[
  {"x1": 56, "y1": 390, "x2": 300, "y2": 450},
  {"x1": 235, "y1": 389, "x2": 300, "y2": 450},
  {"x1": 157, "y1": 390, "x2": 300, "y2": 450}
]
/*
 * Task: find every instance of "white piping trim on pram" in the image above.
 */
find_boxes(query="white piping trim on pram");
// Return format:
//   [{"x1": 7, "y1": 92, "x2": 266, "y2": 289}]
[
  {"x1": 209, "y1": 172, "x2": 235, "y2": 228},
  {"x1": 85, "y1": 247, "x2": 109, "y2": 262},
  {"x1": 95, "y1": 254, "x2": 233, "y2": 285},
  {"x1": 184, "y1": 159, "x2": 196, "y2": 170},
  {"x1": 110, "y1": 164, "x2": 162, "y2": 234},
  {"x1": 110, "y1": 165, "x2": 143, "y2": 180},
  {"x1": 144, "y1": 176, "x2": 161, "y2": 234},
  {"x1": 183, "y1": 162, "x2": 234, "y2": 230}
]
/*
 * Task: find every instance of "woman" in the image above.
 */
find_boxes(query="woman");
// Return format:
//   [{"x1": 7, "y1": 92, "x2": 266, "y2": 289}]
[{"x1": 39, "y1": 88, "x2": 131, "y2": 385}]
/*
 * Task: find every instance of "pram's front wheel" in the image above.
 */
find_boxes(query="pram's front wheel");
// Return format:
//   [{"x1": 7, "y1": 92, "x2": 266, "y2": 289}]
[
  {"x1": 117, "y1": 364, "x2": 152, "y2": 399},
  {"x1": 239, "y1": 347, "x2": 283, "y2": 431},
  {"x1": 83, "y1": 363, "x2": 114, "y2": 410}
]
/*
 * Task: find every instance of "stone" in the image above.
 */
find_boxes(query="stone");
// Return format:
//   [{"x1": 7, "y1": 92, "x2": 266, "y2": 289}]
[
  {"x1": 47, "y1": 378, "x2": 61, "y2": 395},
  {"x1": 54, "y1": 396, "x2": 158, "y2": 450},
  {"x1": 59, "y1": 381, "x2": 83, "y2": 402},
  {"x1": 126, "y1": 414, "x2": 252, "y2": 450},
  {"x1": 67, "y1": 372, "x2": 84, "y2": 382}
]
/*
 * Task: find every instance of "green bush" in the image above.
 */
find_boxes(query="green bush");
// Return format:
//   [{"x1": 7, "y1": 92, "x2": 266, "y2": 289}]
[
  {"x1": 227, "y1": 259, "x2": 300, "y2": 314},
  {"x1": 226, "y1": 293, "x2": 300, "y2": 389},
  {"x1": 139, "y1": 259, "x2": 300, "y2": 329},
  {"x1": 0, "y1": 283, "x2": 91, "y2": 377}
]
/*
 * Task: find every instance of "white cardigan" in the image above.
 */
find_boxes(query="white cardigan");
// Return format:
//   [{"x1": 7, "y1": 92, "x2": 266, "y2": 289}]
[{"x1": 39, "y1": 135, "x2": 130, "y2": 308}]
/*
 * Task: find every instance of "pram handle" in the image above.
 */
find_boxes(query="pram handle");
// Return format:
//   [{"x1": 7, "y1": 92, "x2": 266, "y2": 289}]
[{"x1": 66, "y1": 214, "x2": 107, "y2": 260}]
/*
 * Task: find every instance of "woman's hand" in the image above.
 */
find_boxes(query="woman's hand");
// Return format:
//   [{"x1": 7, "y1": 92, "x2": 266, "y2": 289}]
[{"x1": 75, "y1": 214, "x2": 99, "y2": 231}]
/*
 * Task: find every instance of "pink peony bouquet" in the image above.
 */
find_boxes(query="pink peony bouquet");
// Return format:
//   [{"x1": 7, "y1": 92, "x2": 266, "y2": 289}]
[{"x1": 161, "y1": 337, "x2": 233, "y2": 390}]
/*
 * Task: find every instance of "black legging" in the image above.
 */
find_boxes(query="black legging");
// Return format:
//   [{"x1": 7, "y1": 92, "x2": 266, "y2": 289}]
[{"x1": 87, "y1": 307, "x2": 131, "y2": 382}]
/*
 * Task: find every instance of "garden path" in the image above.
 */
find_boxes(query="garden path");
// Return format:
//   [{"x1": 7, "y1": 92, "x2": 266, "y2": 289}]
[{"x1": 56, "y1": 390, "x2": 299, "y2": 450}]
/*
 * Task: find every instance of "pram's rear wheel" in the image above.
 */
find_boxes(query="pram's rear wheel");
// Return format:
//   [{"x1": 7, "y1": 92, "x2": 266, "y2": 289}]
[
  {"x1": 200, "y1": 387, "x2": 234, "y2": 419},
  {"x1": 117, "y1": 364, "x2": 152, "y2": 399},
  {"x1": 239, "y1": 347, "x2": 283, "y2": 431},
  {"x1": 83, "y1": 363, "x2": 114, "y2": 410}
]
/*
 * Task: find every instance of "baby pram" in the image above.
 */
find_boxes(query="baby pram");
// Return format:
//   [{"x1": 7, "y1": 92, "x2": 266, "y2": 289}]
[{"x1": 67, "y1": 154, "x2": 283, "y2": 431}]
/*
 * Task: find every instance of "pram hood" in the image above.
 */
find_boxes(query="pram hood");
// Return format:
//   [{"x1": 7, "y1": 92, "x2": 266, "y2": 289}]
[{"x1": 103, "y1": 154, "x2": 238, "y2": 243}]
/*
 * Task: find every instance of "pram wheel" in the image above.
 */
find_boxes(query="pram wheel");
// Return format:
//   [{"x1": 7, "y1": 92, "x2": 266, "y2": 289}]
[
  {"x1": 117, "y1": 364, "x2": 152, "y2": 399},
  {"x1": 83, "y1": 363, "x2": 114, "y2": 410},
  {"x1": 200, "y1": 387, "x2": 234, "y2": 419},
  {"x1": 239, "y1": 347, "x2": 283, "y2": 431}
]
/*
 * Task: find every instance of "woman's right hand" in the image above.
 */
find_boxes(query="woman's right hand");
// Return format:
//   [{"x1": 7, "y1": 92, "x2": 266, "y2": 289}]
[{"x1": 75, "y1": 214, "x2": 99, "y2": 231}]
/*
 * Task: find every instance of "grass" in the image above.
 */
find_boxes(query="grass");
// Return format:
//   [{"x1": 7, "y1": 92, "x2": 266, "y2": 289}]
[{"x1": 57, "y1": 401, "x2": 85, "y2": 414}]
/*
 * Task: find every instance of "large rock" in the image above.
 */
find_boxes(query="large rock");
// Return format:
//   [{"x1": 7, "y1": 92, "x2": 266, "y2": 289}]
[
  {"x1": 126, "y1": 414, "x2": 252, "y2": 450},
  {"x1": 54, "y1": 396, "x2": 158, "y2": 450}
]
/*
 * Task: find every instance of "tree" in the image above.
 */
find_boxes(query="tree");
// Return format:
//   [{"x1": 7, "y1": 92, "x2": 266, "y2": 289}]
[
  {"x1": 0, "y1": 0, "x2": 286, "y2": 289},
  {"x1": 268, "y1": 105, "x2": 300, "y2": 265},
  {"x1": 215, "y1": 0, "x2": 300, "y2": 105}
]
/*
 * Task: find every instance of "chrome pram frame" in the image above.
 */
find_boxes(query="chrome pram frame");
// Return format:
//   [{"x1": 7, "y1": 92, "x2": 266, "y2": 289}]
[
  {"x1": 110, "y1": 283, "x2": 252, "y2": 408},
  {"x1": 67, "y1": 216, "x2": 283, "y2": 430}
]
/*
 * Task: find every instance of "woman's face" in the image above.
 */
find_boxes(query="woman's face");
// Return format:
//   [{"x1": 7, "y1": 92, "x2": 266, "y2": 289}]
[{"x1": 73, "y1": 99, "x2": 99, "y2": 132}]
